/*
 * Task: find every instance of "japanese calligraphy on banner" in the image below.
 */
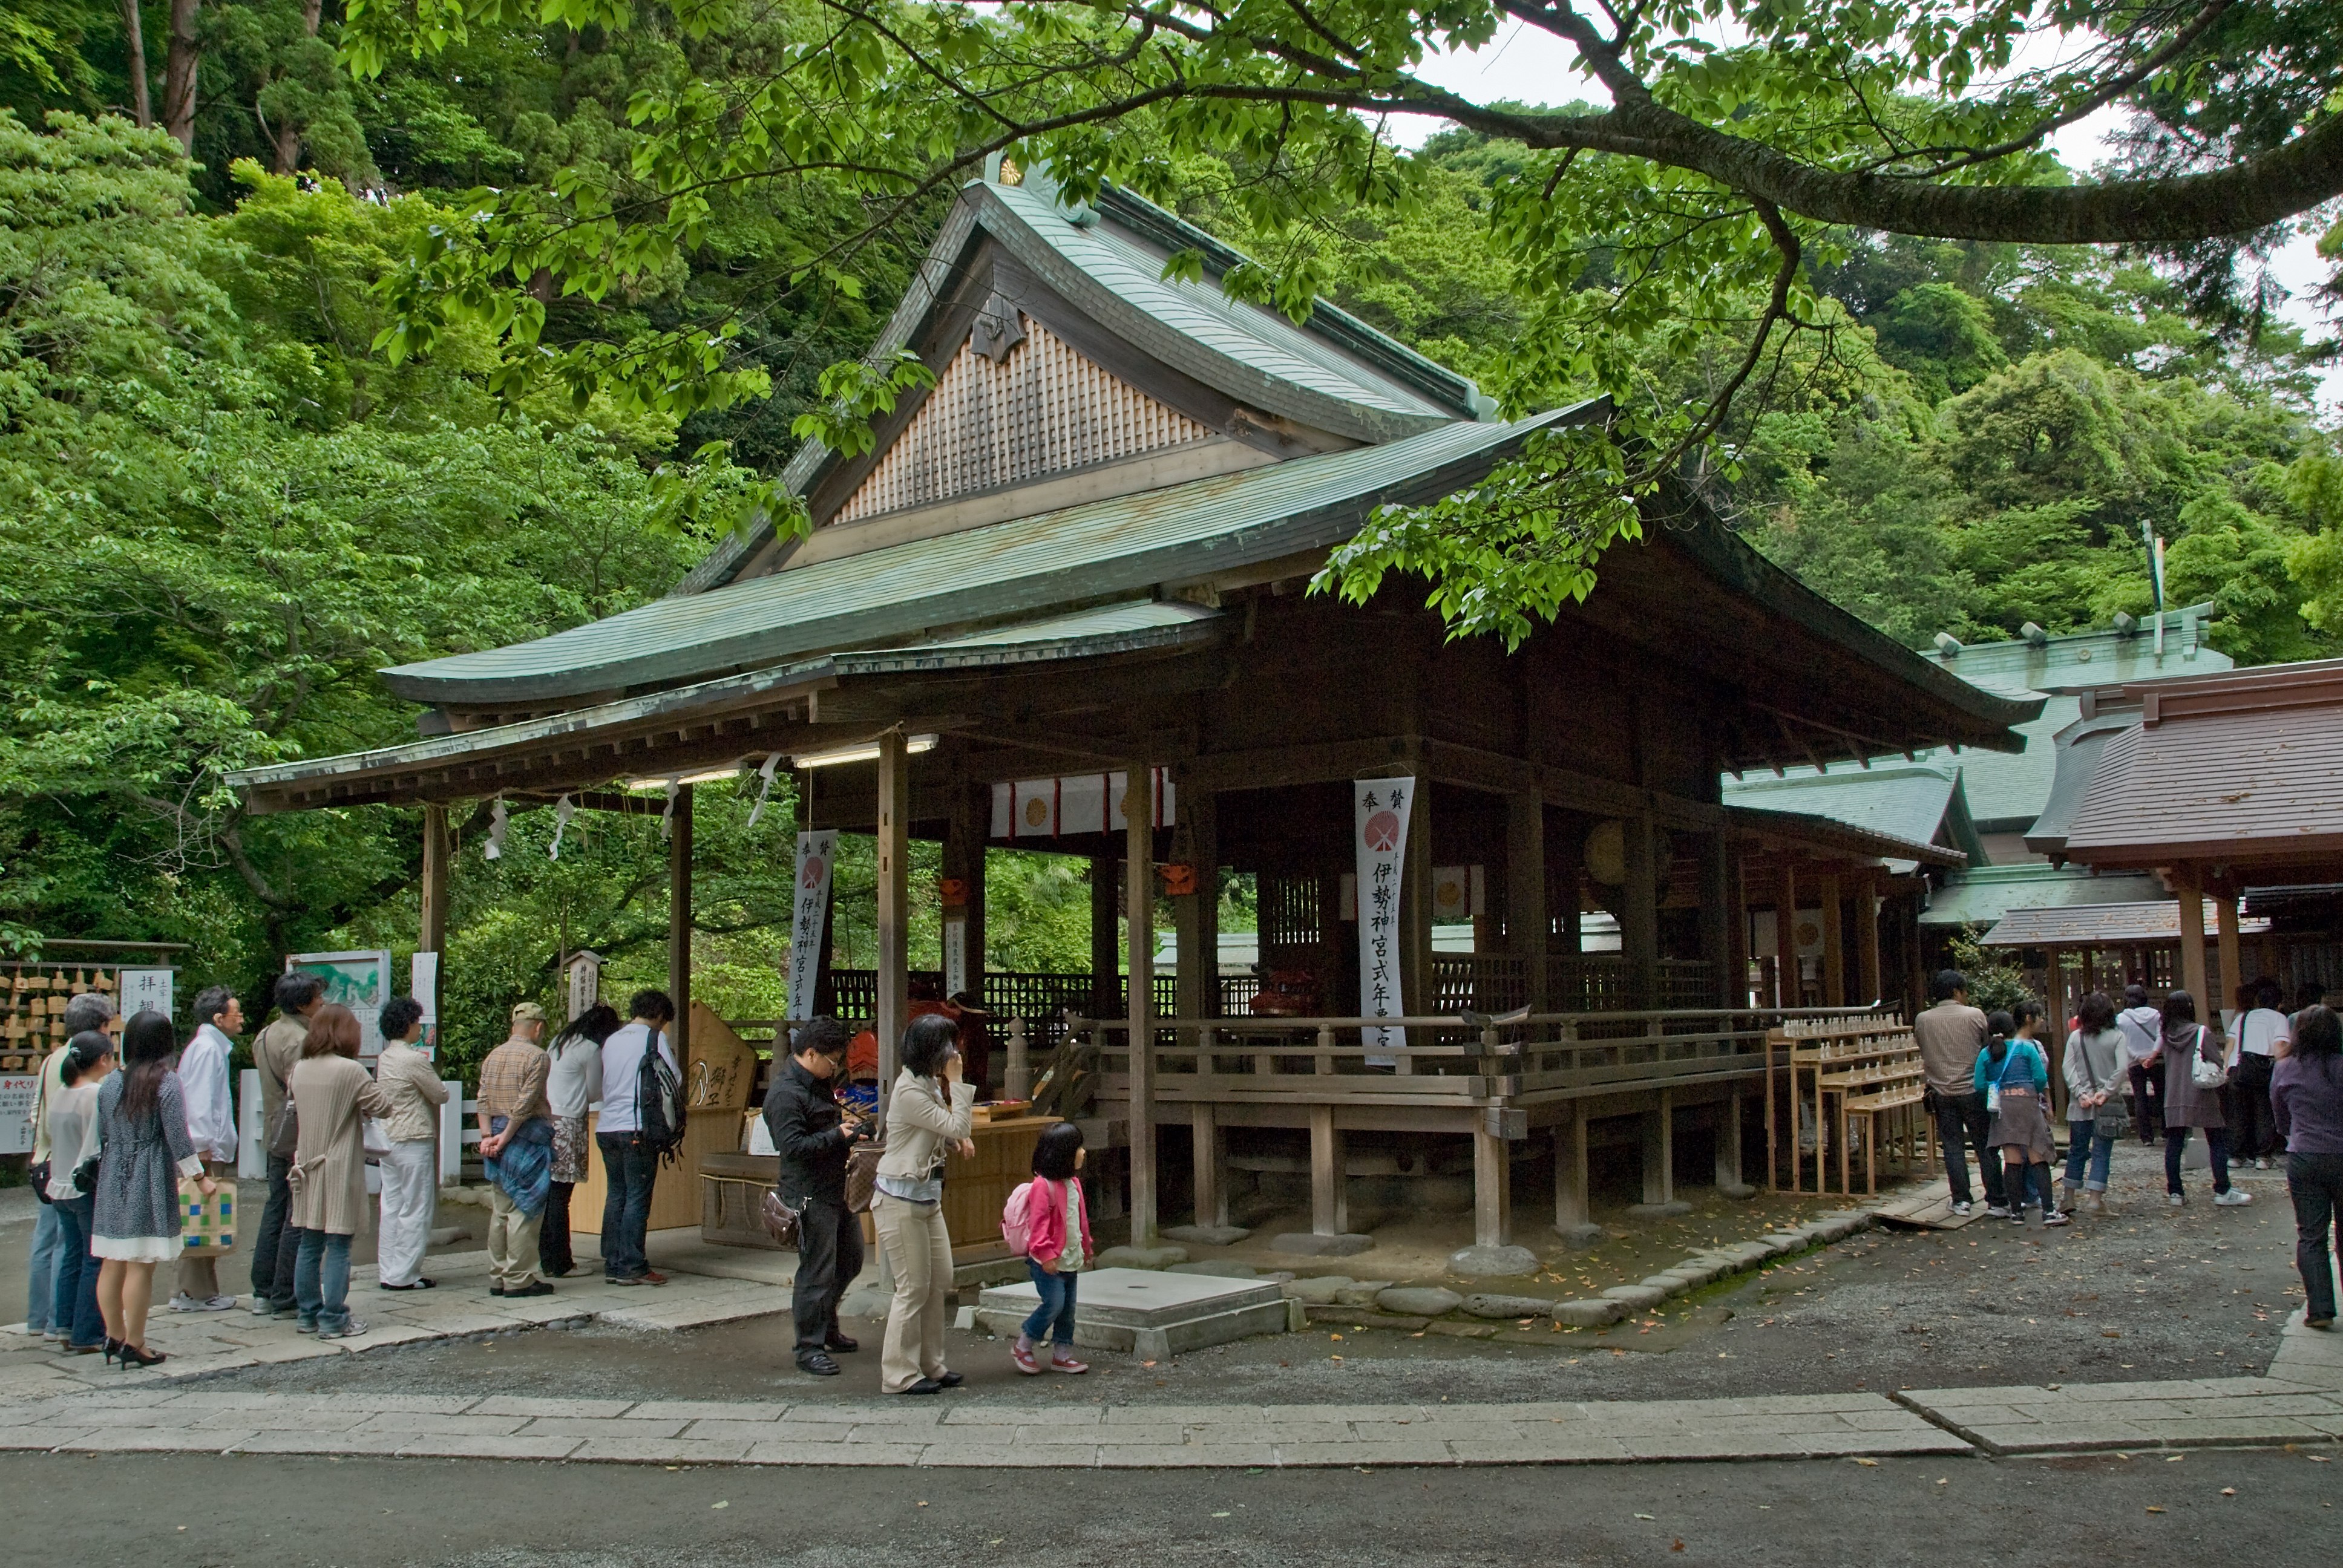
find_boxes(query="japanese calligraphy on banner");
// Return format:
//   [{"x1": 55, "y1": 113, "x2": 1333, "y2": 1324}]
[
  {"x1": 785, "y1": 830, "x2": 839, "y2": 1021},
  {"x1": 1354, "y1": 777, "x2": 1415, "y2": 1061},
  {"x1": 989, "y1": 769, "x2": 1176, "y2": 838}
]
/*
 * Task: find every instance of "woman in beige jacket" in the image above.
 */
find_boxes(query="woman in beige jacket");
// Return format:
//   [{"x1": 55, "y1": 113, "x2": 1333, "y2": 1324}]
[
  {"x1": 288, "y1": 1004, "x2": 395, "y2": 1338},
  {"x1": 873, "y1": 1015, "x2": 975, "y2": 1394}
]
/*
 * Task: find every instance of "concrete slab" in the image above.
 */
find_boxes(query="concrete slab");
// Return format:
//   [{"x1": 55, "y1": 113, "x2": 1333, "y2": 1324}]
[{"x1": 976, "y1": 1266, "x2": 1292, "y2": 1357}]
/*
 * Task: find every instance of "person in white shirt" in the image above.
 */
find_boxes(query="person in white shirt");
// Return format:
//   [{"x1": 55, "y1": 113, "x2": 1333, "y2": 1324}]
[
  {"x1": 2232, "y1": 979, "x2": 2292, "y2": 1166},
  {"x1": 169, "y1": 986, "x2": 243, "y2": 1313},
  {"x1": 2115, "y1": 984, "x2": 2165, "y2": 1144},
  {"x1": 372, "y1": 996, "x2": 450, "y2": 1290},
  {"x1": 540, "y1": 1003, "x2": 615, "y2": 1279},
  {"x1": 595, "y1": 991, "x2": 678, "y2": 1285}
]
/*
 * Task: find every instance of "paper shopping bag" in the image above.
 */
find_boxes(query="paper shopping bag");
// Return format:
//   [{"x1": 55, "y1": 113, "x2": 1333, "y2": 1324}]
[{"x1": 178, "y1": 1176, "x2": 236, "y2": 1256}]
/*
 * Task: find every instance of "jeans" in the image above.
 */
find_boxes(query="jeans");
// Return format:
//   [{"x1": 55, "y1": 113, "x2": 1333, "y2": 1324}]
[
  {"x1": 595, "y1": 1134, "x2": 659, "y2": 1279},
  {"x1": 1932, "y1": 1091, "x2": 2008, "y2": 1207},
  {"x1": 2233, "y1": 1054, "x2": 2278, "y2": 1158},
  {"x1": 47, "y1": 1195, "x2": 105, "y2": 1348},
  {"x1": 294, "y1": 1230, "x2": 354, "y2": 1332},
  {"x1": 2128, "y1": 1061, "x2": 2163, "y2": 1142},
  {"x1": 792, "y1": 1197, "x2": 866, "y2": 1354},
  {"x1": 25, "y1": 1201, "x2": 60, "y2": 1334},
  {"x1": 1022, "y1": 1261, "x2": 1079, "y2": 1345},
  {"x1": 250, "y1": 1154, "x2": 298, "y2": 1307},
  {"x1": 2166, "y1": 1125, "x2": 2233, "y2": 1196},
  {"x1": 539, "y1": 1180, "x2": 575, "y2": 1277},
  {"x1": 2287, "y1": 1152, "x2": 2343, "y2": 1323},
  {"x1": 2065, "y1": 1120, "x2": 2115, "y2": 1191}
]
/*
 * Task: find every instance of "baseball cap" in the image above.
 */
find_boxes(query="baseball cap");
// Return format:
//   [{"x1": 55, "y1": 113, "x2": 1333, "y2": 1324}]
[{"x1": 511, "y1": 1001, "x2": 547, "y2": 1027}]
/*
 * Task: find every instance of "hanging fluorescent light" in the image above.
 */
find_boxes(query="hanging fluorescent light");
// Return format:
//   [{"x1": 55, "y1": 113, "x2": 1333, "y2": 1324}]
[
  {"x1": 624, "y1": 763, "x2": 752, "y2": 792},
  {"x1": 793, "y1": 734, "x2": 939, "y2": 769}
]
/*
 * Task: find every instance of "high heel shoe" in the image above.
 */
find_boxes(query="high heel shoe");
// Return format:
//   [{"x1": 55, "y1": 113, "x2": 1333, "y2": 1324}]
[
  {"x1": 119, "y1": 1344, "x2": 166, "y2": 1369},
  {"x1": 102, "y1": 1338, "x2": 122, "y2": 1365}
]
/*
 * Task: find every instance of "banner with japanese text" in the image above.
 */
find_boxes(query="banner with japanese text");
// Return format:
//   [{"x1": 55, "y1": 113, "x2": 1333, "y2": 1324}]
[
  {"x1": 1354, "y1": 777, "x2": 1415, "y2": 1060},
  {"x1": 785, "y1": 830, "x2": 839, "y2": 1021}
]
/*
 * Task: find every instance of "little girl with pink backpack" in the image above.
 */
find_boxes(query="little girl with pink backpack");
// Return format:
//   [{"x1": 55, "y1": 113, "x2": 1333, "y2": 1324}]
[{"x1": 1001, "y1": 1122, "x2": 1092, "y2": 1374}]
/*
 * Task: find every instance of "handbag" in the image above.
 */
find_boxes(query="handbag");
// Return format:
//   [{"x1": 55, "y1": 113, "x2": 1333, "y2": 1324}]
[
  {"x1": 28, "y1": 1158, "x2": 52, "y2": 1205},
  {"x1": 844, "y1": 1133, "x2": 885, "y2": 1214},
  {"x1": 177, "y1": 1175, "x2": 237, "y2": 1255},
  {"x1": 266, "y1": 1091, "x2": 300, "y2": 1160},
  {"x1": 2188, "y1": 1025, "x2": 2227, "y2": 1090},
  {"x1": 759, "y1": 1187, "x2": 802, "y2": 1247}
]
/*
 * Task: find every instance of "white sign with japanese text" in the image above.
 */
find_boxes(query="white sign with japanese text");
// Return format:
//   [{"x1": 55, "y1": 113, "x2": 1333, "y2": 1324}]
[
  {"x1": 785, "y1": 830, "x2": 839, "y2": 1020},
  {"x1": 116, "y1": 967, "x2": 174, "y2": 1025},
  {"x1": 0, "y1": 1075, "x2": 36, "y2": 1155},
  {"x1": 1354, "y1": 777, "x2": 1415, "y2": 1062}
]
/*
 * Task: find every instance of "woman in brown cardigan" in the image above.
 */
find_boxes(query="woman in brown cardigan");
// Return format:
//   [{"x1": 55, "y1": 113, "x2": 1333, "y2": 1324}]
[{"x1": 288, "y1": 1005, "x2": 395, "y2": 1338}]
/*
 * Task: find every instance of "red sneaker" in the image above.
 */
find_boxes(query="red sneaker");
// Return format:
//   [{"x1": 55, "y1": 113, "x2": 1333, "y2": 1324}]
[
  {"x1": 1047, "y1": 1349, "x2": 1089, "y2": 1374},
  {"x1": 638, "y1": 1269, "x2": 669, "y2": 1287},
  {"x1": 1011, "y1": 1339, "x2": 1042, "y2": 1375}
]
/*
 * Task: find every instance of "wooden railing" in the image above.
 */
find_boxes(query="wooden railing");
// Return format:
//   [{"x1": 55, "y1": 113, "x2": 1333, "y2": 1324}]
[
  {"x1": 1429, "y1": 955, "x2": 1720, "y2": 1013},
  {"x1": 1059, "y1": 1004, "x2": 1894, "y2": 1114}
]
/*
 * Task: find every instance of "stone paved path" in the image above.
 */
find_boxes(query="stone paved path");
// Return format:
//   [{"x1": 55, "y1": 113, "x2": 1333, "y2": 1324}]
[{"x1": 1, "y1": 1310, "x2": 2333, "y2": 1468}]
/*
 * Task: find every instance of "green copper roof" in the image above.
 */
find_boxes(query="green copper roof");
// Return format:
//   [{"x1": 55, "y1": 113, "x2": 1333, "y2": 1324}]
[
  {"x1": 382, "y1": 407, "x2": 1585, "y2": 707},
  {"x1": 1723, "y1": 763, "x2": 1981, "y2": 871},
  {"x1": 1919, "y1": 862, "x2": 2172, "y2": 929}
]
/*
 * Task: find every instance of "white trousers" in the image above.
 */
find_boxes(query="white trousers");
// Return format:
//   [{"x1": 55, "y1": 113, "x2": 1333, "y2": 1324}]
[{"x1": 376, "y1": 1140, "x2": 437, "y2": 1287}]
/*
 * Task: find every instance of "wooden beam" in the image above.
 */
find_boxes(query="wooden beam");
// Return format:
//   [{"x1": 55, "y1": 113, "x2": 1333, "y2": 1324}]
[
  {"x1": 1698, "y1": 829, "x2": 1734, "y2": 1007},
  {"x1": 1126, "y1": 763, "x2": 1159, "y2": 1247},
  {"x1": 419, "y1": 805, "x2": 450, "y2": 957},
  {"x1": 1775, "y1": 861, "x2": 1799, "y2": 1007},
  {"x1": 1622, "y1": 813, "x2": 1660, "y2": 1008},
  {"x1": 1553, "y1": 1105, "x2": 1591, "y2": 1238},
  {"x1": 2215, "y1": 891, "x2": 2243, "y2": 1013},
  {"x1": 1090, "y1": 851, "x2": 1120, "y2": 1019},
  {"x1": 1309, "y1": 1103, "x2": 1348, "y2": 1236},
  {"x1": 1819, "y1": 872, "x2": 1845, "y2": 1007},
  {"x1": 1856, "y1": 873, "x2": 1883, "y2": 1005},
  {"x1": 1642, "y1": 1091, "x2": 1674, "y2": 1206},
  {"x1": 1473, "y1": 1126, "x2": 1512, "y2": 1247},
  {"x1": 2175, "y1": 864, "x2": 2209, "y2": 1010},
  {"x1": 876, "y1": 733, "x2": 909, "y2": 1107},
  {"x1": 1191, "y1": 1103, "x2": 1225, "y2": 1229},
  {"x1": 669, "y1": 784, "x2": 693, "y2": 1063},
  {"x1": 1174, "y1": 785, "x2": 1219, "y2": 1021}
]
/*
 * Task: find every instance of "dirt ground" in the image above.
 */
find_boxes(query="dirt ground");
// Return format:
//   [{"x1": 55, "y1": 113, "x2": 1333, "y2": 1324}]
[{"x1": 199, "y1": 1138, "x2": 2310, "y2": 1408}]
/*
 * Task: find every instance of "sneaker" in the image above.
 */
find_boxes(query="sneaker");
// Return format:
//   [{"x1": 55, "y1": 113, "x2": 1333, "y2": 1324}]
[
  {"x1": 1011, "y1": 1339, "x2": 1042, "y2": 1376},
  {"x1": 2009, "y1": 1209, "x2": 2029, "y2": 1224},
  {"x1": 2214, "y1": 1189, "x2": 2252, "y2": 1207},
  {"x1": 2306, "y1": 1316, "x2": 2336, "y2": 1331},
  {"x1": 638, "y1": 1269, "x2": 669, "y2": 1287},
  {"x1": 2168, "y1": 1193, "x2": 2186, "y2": 1207},
  {"x1": 2042, "y1": 1210, "x2": 2071, "y2": 1227},
  {"x1": 1047, "y1": 1350, "x2": 1090, "y2": 1374},
  {"x1": 2255, "y1": 1157, "x2": 2271, "y2": 1171},
  {"x1": 247, "y1": 1298, "x2": 279, "y2": 1317},
  {"x1": 1985, "y1": 1205, "x2": 2012, "y2": 1218},
  {"x1": 1949, "y1": 1200, "x2": 1973, "y2": 1216},
  {"x1": 295, "y1": 1319, "x2": 320, "y2": 1334},
  {"x1": 315, "y1": 1319, "x2": 369, "y2": 1340}
]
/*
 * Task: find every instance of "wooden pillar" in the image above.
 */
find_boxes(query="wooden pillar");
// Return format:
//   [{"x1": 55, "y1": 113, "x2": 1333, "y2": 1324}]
[
  {"x1": 1622, "y1": 813, "x2": 1660, "y2": 1009},
  {"x1": 1727, "y1": 844, "x2": 1751, "y2": 1008},
  {"x1": 942, "y1": 782, "x2": 988, "y2": 1004},
  {"x1": 1174, "y1": 786, "x2": 1218, "y2": 1021},
  {"x1": 419, "y1": 804, "x2": 450, "y2": 958},
  {"x1": 1090, "y1": 851, "x2": 1121, "y2": 1018},
  {"x1": 1190, "y1": 1104, "x2": 1225, "y2": 1229},
  {"x1": 1856, "y1": 874, "x2": 1883, "y2": 1005},
  {"x1": 2041, "y1": 946, "x2": 2063, "y2": 1025},
  {"x1": 1775, "y1": 861, "x2": 1800, "y2": 1008},
  {"x1": 2175, "y1": 864, "x2": 2209, "y2": 1007},
  {"x1": 1506, "y1": 788, "x2": 1548, "y2": 1009},
  {"x1": 1126, "y1": 764, "x2": 1158, "y2": 1247},
  {"x1": 1714, "y1": 1088, "x2": 1746, "y2": 1193},
  {"x1": 1403, "y1": 777, "x2": 1433, "y2": 1016},
  {"x1": 1818, "y1": 872, "x2": 1845, "y2": 1007},
  {"x1": 1698, "y1": 831, "x2": 1734, "y2": 1007},
  {"x1": 1553, "y1": 1105, "x2": 1591, "y2": 1237},
  {"x1": 1641, "y1": 1089, "x2": 1674, "y2": 1205},
  {"x1": 668, "y1": 784, "x2": 693, "y2": 1063},
  {"x1": 1473, "y1": 1125, "x2": 1512, "y2": 1247},
  {"x1": 1309, "y1": 1103, "x2": 1347, "y2": 1236},
  {"x1": 2215, "y1": 891, "x2": 2242, "y2": 1013},
  {"x1": 875, "y1": 736, "x2": 908, "y2": 1103}
]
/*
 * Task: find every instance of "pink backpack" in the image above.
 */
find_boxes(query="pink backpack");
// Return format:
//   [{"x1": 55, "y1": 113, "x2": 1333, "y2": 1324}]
[{"x1": 1001, "y1": 1178, "x2": 1041, "y2": 1258}]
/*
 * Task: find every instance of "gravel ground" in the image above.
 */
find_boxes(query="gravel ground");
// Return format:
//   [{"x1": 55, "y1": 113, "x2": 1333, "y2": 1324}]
[{"x1": 205, "y1": 1140, "x2": 2310, "y2": 1408}]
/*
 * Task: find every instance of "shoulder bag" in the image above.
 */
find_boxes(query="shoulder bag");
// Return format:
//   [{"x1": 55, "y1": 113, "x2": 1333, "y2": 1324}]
[
  {"x1": 2189, "y1": 1025, "x2": 2229, "y2": 1090},
  {"x1": 844, "y1": 1133, "x2": 885, "y2": 1214},
  {"x1": 266, "y1": 1089, "x2": 300, "y2": 1160},
  {"x1": 758, "y1": 1187, "x2": 802, "y2": 1247}
]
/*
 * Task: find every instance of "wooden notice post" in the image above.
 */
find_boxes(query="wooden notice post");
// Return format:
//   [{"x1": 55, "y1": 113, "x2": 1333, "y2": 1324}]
[
  {"x1": 1126, "y1": 763, "x2": 1158, "y2": 1247},
  {"x1": 668, "y1": 784, "x2": 692, "y2": 1062},
  {"x1": 876, "y1": 733, "x2": 909, "y2": 1105}
]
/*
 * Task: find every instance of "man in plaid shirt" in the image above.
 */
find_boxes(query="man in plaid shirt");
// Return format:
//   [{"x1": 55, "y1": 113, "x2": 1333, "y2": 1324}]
[{"x1": 476, "y1": 1002, "x2": 553, "y2": 1298}]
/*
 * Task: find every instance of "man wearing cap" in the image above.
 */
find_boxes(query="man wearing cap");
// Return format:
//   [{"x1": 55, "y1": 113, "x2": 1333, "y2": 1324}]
[{"x1": 475, "y1": 1002, "x2": 555, "y2": 1298}]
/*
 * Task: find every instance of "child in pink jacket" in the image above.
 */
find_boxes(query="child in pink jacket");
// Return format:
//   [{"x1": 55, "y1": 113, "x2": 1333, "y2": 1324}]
[{"x1": 1012, "y1": 1123, "x2": 1092, "y2": 1374}]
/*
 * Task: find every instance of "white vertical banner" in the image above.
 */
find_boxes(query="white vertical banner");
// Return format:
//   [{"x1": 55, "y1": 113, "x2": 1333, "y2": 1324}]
[
  {"x1": 786, "y1": 829, "x2": 840, "y2": 1021},
  {"x1": 942, "y1": 916, "x2": 968, "y2": 997},
  {"x1": 1354, "y1": 777, "x2": 1415, "y2": 1061}
]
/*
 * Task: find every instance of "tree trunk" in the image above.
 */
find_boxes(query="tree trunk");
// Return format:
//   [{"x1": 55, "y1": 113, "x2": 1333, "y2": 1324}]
[
  {"x1": 120, "y1": 0, "x2": 152, "y2": 128},
  {"x1": 269, "y1": 0, "x2": 324, "y2": 174},
  {"x1": 160, "y1": 0, "x2": 200, "y2": 154}
]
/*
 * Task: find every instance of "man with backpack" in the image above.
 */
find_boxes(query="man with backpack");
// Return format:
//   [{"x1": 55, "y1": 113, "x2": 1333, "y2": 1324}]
[
  {"x1": 763, "y1": 1018, "x2": 871, "y2": 1376},
  {"x1": 597, "y1": 990, "x2": 681, "y2": 1286}
]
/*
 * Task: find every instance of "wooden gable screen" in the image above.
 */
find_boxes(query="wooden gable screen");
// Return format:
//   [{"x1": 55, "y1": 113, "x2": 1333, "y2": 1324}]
[{"x1": 833, "y1": 312, "x2": 1216, "y2": 524}]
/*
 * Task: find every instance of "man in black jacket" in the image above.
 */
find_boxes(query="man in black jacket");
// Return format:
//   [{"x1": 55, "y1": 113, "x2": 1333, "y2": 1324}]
[{"x1": 764, "y1": 1018, "x2": 870, "y2": 1376}]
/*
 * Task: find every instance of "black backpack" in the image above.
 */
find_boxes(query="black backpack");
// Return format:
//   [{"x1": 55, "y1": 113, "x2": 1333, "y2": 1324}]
[{"x1": 635, "y1": 1032, "x2": 686, "y2": 1167}]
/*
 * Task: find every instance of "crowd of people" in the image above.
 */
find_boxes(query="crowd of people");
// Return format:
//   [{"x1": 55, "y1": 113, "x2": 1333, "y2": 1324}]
[{"x1": 1916, "y1": 967, "x2": 2343, "y2": 1327}]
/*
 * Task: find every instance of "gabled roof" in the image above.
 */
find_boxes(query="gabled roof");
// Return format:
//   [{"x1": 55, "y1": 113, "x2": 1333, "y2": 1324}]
[
  {"x1": 1981, "y1": 901, "x2": 2270, "y2": 948},
  {"x1": 2022, "y1": 708, "x2": 2140, "y2": 856},
  {"x1": 380, "y1": 407, "x2": 1588, "y2": 707},
  {"x1": 1918, "y1": 861, "x2": 2172, "y2": 929},
  {"x1": 681, "y1": 169, "x2": 1492, "y2": 595},
  {"x1": 1722, "y1": 762, "x2": 1982, "y2": 872}
]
